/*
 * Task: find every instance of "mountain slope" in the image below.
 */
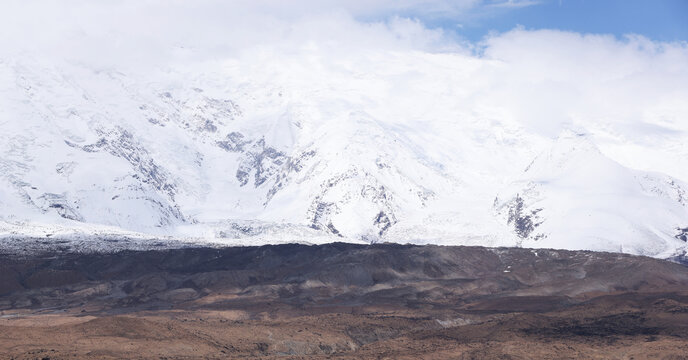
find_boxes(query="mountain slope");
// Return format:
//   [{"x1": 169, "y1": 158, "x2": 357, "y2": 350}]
[
  {"x1": 494, "y1": 132, "x2": 688, "y2": 257},
  {"x1": 0, "y1": 55, "x2": 686, "y2": 258}
]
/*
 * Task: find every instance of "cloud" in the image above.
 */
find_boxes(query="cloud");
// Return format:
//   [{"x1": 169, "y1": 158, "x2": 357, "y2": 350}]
[
  {"x1": 0, "y1": 0, "x2": 474, "y2": 67},
  {"x1": 486, "y1": 0, "x2": 541, "y2": 8},
  {"x1": 478, "y1": 29, "x2": 688, "y2": 138},
  {"x1": 0, "y1": 0, "x2": 544, "y2": 63},
  {"x1": 1, "y1": 1, "x2": 686, "y2": 178}
]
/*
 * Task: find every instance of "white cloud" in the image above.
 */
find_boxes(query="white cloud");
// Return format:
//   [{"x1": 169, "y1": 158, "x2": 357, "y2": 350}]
[
  {"x1": 479, "y1": 29, "x2": 688, "y2": 138},
  {"x1": 0, "y1": 0, "x2": 545, "y2": 64},
  {"x1": 0, "y1": 0, "x2": 472, "y2": 67},
  {"x1": 486, "y1": 0, "x2": 541, "y2": 8},
  {"x1": 1, "y1": 0, "x2": 686, "y2": 178}
]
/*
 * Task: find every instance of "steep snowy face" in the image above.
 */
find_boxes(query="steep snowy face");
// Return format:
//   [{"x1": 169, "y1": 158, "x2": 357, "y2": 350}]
[
  {"x1": 0, "y1": 56, "x2": 468, "y2": 241},
  {"x1": 0, "y1": 49, "x2": 687, "y2": 258},
  {"x1": 495, "y1": 132, "x2": 688, "y2": 257}
]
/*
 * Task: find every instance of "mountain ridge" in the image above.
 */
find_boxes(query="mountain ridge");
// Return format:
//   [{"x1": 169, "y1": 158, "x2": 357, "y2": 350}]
[{"x1": 1, "y1": 56, "x2": 687, "y2": 258}]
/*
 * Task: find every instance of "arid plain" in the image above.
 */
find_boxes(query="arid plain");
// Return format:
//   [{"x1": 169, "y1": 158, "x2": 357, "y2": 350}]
[{"x1": 1, "y1": 243, "x2": 688, "y2": 359}]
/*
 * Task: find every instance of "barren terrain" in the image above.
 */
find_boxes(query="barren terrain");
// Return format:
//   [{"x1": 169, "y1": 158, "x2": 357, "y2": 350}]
[{"x1": 1, "y1": 243, "x2": 688, "y2": 359}]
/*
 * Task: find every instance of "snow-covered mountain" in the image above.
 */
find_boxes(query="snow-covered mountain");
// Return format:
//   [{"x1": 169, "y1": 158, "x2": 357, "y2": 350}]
[
  {"x1": 495, "y1": 132, "x2": 688, "y2": 257},
  {"x1": 1, "y1": 52, "x2": 687, "y2": 258}
]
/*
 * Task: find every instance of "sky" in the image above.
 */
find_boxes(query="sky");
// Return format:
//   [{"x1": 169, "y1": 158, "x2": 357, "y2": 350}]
[
  {"x1": 430, "y1": 0, "x2": 688, "y2": 42},
  {"x1": 1, "y1": 0, "x2": 686, "y2": 59}
]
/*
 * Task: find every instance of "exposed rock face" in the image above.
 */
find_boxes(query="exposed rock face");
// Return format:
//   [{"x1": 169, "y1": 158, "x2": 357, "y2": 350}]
[
  {"x1": 67, "y1": 127, "x2": 179, "y2": 200},
  {"x1": 499, "y1": 193, "x2": 545, "y2": 241},
  {"x1": 216, "y1": 131, "x2": 250, "y2": 153},
  {"x1": 677, "y1": 227, "x2": 688, "y2": 242},
  {"x1": 233, "y1": 138, "x2": 288, "y2": 188},
  {"x1": 35, "y1": 192, "x2": 83, "y2": 221}
]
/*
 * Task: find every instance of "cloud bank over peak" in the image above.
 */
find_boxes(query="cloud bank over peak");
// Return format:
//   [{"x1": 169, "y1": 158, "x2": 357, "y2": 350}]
[
  {"x1": 1, "y1": 0, "x2": 686, "y2": 178},
  {"x1": 0, "y1": 0, "x2": 550, "y2": 63},
  {"x1": 0, "y1": 0, "x2": 469, "y2": 65},
  {"x1": 1, "y1": 1, "x2": 683, "y2": 61}
]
